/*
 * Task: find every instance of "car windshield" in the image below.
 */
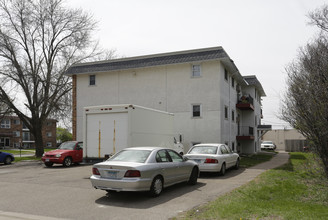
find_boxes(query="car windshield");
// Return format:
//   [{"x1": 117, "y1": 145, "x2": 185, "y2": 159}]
[
  {"x1": 58, "y1": 142, "x2": 76, "y2": 150},
  {"x1": 262, "y1": 141, "x2": 273, "y2": 144},
  {"x1": 188, "y1": 146, "x2": 218, "y2": 155},
  {"x1": 109, "y1": 150, "x2": 151, "y2": 163}
]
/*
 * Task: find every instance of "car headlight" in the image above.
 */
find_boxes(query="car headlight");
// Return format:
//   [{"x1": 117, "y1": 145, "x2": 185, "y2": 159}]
[
  {"x1": 55, "y1": 154, "x2": 62, "y2": 158},
  {"x1": 42, "y1": 153, "x2": 45, "y2": 157}
]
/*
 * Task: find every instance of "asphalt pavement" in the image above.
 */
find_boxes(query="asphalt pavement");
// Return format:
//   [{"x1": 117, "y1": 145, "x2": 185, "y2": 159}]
[{"x1": 0, "y1": 151, "x2": 289, "y2": 220}]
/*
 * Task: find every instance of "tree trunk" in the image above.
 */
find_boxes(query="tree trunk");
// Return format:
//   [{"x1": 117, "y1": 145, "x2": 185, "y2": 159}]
[{"x1": 32, "y1": 122, "x2": 44, "y2": 157}]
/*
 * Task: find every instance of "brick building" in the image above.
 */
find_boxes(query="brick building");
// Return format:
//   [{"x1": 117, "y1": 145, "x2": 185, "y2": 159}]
[{"x1": 0, "y1": 116, "x2": 57, "y2": 149}]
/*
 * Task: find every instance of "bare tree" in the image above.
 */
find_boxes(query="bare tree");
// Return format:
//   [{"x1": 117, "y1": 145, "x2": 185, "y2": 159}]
[
  {"x1": 0, "y1": 0, "x2": 102, "y2": 156},
  {"x1": 281, "y1": 5, "x2": 328, "y2": 177}
]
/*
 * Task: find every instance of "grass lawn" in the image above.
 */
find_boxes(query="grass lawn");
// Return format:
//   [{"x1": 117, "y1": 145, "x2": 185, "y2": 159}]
[
  {"x1": 176, "y1": 152, "x2": 328, "y2": 220},
  {"x1": 14, "y1": 156, "x2": 42, "y2": 162},
  {"x1": 1, "y1": 148, "x2": 54, "y2": 155},
  {"x1": 240, "y1": 152, "x2": 275, "y2": 168}
]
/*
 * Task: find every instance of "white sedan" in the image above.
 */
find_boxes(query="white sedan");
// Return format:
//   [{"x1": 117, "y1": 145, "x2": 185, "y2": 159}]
[
  {"x1": 184, "y1": 143, "x2": 240, "y2": 176},
  {"x1": 261, "y1": 141, "x2": 276, "y2": 150},
  {"x1": 90, "y1": 147, "x2": 199, "y2": 197}
]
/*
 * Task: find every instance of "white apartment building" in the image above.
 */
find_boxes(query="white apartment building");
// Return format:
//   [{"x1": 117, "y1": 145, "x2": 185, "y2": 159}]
[{"x1": 66, "y1": 46, "x2": 268, "y2": 154}]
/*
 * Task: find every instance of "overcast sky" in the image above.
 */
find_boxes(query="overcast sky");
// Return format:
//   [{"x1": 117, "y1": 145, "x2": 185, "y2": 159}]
[{"x1": 67, "y1": 0, "x2": 327, "y2": 129}]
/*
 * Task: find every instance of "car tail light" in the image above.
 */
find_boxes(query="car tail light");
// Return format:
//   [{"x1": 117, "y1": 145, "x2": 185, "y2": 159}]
[
  {"x1": 124, "y1": 170, "x2": 141, "y2": 177},
  {"x1": 205, "y1": 158, "x2": 218, "y2": 163},
  {"x1": 92, "y1": 167, "x2": 100, "y2": 175}
]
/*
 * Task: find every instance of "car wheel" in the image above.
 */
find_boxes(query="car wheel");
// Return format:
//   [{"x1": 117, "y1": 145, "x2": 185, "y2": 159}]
[
  {"x1": 235, "y1": 158, "x2": 240, "y2": 170},
  {"x1": 219, "y1": 163, "x2": 226, "y2": 176},
  {"x1": 63, "y1": 157, "x2": 72, "y2": 167},
  {"x1": 4, "y1": 156, "x2": 12, "y2": 165},
  {"x1": 188, "y1": 167, "x2": 198, "y2": 185},
  {"x1": 45, "y1": 162, "x2": 53, "y2": 167},
  {"x1": 149, "y1": 176, "x2": 163, "y2": 197}
]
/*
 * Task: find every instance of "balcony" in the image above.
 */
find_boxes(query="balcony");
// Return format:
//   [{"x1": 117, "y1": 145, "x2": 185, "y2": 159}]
[
  {"x1": 236, "y1": 126, "x2": 254, "y2": 140},
  {"x1": 236, "y1": 95, "x2": 254, "y2": 111}
]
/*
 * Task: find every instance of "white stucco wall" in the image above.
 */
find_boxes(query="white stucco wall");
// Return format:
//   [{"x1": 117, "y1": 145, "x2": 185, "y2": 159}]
[
  {"x1": 75, "y1": 60, "x2": 236, "y2": 152},
  {"x1": 74, "y1": 60, "x2": 261, "y2": 153}
]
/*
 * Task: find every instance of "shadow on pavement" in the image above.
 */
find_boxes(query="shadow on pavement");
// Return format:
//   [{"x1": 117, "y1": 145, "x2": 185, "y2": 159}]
[{"x1": 95, "y1": 181, "x2": 206, "y2": 209}]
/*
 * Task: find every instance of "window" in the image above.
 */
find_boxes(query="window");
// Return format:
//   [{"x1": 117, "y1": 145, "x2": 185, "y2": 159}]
[
  {"x1": 13, "y1": 131, "x2": 20, "y2": 137},
  {"x1": 224, "y1": 106, "x2": 228, "y2": 119},
  {"x1": 220, "y1": 145, "x2": 229, "y2": 154},
  {"x1": 13, "y1": 119, "x2": 20, "y2": 125},
  {"x1": 46, "y1": 132, "x2": 52, "y2": 137},
  {"x1": 231, "y1": 77, "x2": 235, "y2": 88},
  {"x1": 89, "y1": 75, "x2": 96, "y2": 86},
  {"x1": 156, "y1": 150, "x2": 170, "y2": 162},
  {"x1": 192, "y1": 64, "x2": 201, "y2": 77},
  {"x1": 192, "y1": 104, "x2": 201, "y2": 117},
  {"x1": 232, "y1": 110, "x2": 235, "y2": 122},
  {"x1": 22, "y1": 132, "x2": 30, "y2": 141},
  {"x1": 224, "y1": 69, "x2": 228, "y2": 81},
  {"x1": 22, "y1": 123, "x2": 29, "y2": 130},
  {"x1": 1, "y1": 119, "x2": 10, "y2": 128},
  {"x1": 47, "y1": 142, "x2": 52, "y2": 147},
  {"x1": 167, "y1": 150, "x2": 183, "y2": 162},
  {"x1": 232, "y1": 142, "x2": 235, "y2": 151},
  {"x1": 47, "y1": 121, "x2": 53, "y2": 126}
]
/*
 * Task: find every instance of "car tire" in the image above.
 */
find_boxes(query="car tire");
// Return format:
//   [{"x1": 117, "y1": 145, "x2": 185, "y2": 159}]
[
  {"x1": 188, "y1": 167, "x2": 198, "y2": 185},
  {"x1": 63, "y1": 157, "x2": 72, "y2": 167},
  {"x1": 219, "y1": 163, "x2": 226, "y2": 176},
  {"x1": 149, "y1": 176, "x2": 163, "y2": 197},
  {"x1": 235, "y1": 158, "x2": 240, "y2": 170},
  {"x1": 45, "y1": 162, "x2": 53, "y2": 167},
  {"x1": 4, "y1": 156, "x2": 12, "y2": 165}
]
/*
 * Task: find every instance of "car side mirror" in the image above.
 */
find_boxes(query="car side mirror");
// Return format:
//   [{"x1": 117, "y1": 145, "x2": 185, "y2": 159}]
[{"x1": 183, "y1": 157, "x2": 188, "y2": 161}]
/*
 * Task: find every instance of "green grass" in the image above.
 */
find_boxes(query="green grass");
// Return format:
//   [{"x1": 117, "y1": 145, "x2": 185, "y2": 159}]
[
  {"x1": 240, "y1": 153, "x2": 275, "y2": 168},
  {"x1": 14, "y1": 156, "x2": 42, "y2": 162},
  {"x1": 1, "y1": 148, "x2": 54, "y2": 155},
  {"x1": 176, "y1": 152, "x2": 328, "y2": 220}
]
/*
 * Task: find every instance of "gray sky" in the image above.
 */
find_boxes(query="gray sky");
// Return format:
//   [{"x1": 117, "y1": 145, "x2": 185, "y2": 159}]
[{"x1": 67, "y1": 0, "x2": 327, "y2": 129}]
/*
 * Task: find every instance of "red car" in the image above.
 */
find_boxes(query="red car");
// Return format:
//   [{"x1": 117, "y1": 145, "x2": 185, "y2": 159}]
[{"x1": 42, "y1": 141, "x2": 83, "y2": 167}]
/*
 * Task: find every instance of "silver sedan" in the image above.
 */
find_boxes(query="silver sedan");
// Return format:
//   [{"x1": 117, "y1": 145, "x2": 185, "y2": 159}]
[
  {"x1": 90, "y1": 147, "x2": 199, "y2": 197},
  {"x1": 184, "y1": 143, "x2": 240, "y2": 176}
]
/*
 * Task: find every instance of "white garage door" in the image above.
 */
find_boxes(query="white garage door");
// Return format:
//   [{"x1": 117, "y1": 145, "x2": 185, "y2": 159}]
[{"x1": 85, "y1": 112, "x2": 128, "y2": 158}]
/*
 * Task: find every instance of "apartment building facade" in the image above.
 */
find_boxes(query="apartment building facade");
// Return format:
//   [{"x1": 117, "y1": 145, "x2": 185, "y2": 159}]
[
  {"x1": 66, "y1": 47, "x2": 267, "y2": 154},
  {"x1": 0, "y1": 116, "x2": 57, "y2": 149}
]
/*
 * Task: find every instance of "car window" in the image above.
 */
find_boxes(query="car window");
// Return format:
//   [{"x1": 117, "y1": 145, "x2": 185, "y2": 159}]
[
  {"x1": 188, "y1": 146, "x2": 217, "y2": 155},
  {"x1": 224, "y1": 145, "x2": 232, "y2": 153},
  {"x1": 58, "y1": 142, "x2": 76, "y2": 150},
  {"x1": 220, "y1": 145, "x2": 229, "y2": 154},
  {"x1": 167, "y1": 150, "x2": 183, "y2": 162},
  {"x1": 156, "y1": 150, "x2": 171, "y2": 163},
  {"x1": 109, "y1": 150, "x2": 151, "y2": 163}
]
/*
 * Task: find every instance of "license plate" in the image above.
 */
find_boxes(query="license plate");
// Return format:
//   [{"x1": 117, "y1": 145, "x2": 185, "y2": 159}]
[
  {"x1": 107, "y1": 171, "x2": 118, "y2": 179},
  {"x1": 45, "y1": 159, "x2": 49, "y2": 162}
]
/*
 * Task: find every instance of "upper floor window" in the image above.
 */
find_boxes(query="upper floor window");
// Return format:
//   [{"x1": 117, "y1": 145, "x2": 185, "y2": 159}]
[
  {"x1": 0, "y1": 119, "x2": 10, "y2": 128},
  {"x1": 89, "y1": 75, "x2": 96, "y2": 86},
  {"x1": 224, "y1": 68, "x2": 228, "y2": 81},
  {"x1": 13, "y1": 131, "x2": 20, "y2": 137},
  {"x1": 192, "y1": 104, "x2": 201, "y2": 118},
  {"x1": 13, "y1": 119, "x2": 20, "y2": 125},
  {"x1": 231, "y1": 110, "x2": 235, "y2": 122},
  {"x1": 46, "y1": 132, "x2": 52, "y2": 137},
  {"x1": 231, "y1": 77, "x2": 235, "y2": 88},
  {"x1": 192, "y1": 64, "x2": 201, "y2": 77},
  {"x1": 47, "y1": 121, "x2": 53, "y2": 126},
  {"x1": 224, "y1": 106, "x2": 228, "y2": 119}
]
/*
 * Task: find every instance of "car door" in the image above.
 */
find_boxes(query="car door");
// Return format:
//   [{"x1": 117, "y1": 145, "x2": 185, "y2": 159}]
[
  {"x1": 156, "y1": 150, "x2": 176, "y2": 186},
  {"x1": 167, "y1": 150, "x2": 191, "y2": 182},
  {"x1": 73, "y1": 142, "x2": 83, "y2": 162},
  {"x1": 222, "y1": 145, "x2": 235, "y2": 168},
  {"x1": 219, "y1": 145, "x2": 229, "y2": 167}
]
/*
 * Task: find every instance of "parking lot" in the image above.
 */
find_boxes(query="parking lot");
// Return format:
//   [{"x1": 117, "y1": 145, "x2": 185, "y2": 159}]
[{"x1": 0, "y1": 152, "x2": 289, "y2": 220}]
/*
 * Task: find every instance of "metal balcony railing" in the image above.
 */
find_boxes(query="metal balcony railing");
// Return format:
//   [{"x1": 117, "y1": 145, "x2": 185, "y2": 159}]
[{"x1": 238, "y1": 126, "x2": 254, "y2": 136}]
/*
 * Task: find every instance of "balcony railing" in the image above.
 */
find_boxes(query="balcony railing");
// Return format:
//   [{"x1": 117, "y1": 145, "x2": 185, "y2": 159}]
[
  {"x1": 236, "y1": 126, "x2": 254, "y2": 140},
  {"x1": 236, "y1": 94, "x2": 254, "y2": 111}
]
